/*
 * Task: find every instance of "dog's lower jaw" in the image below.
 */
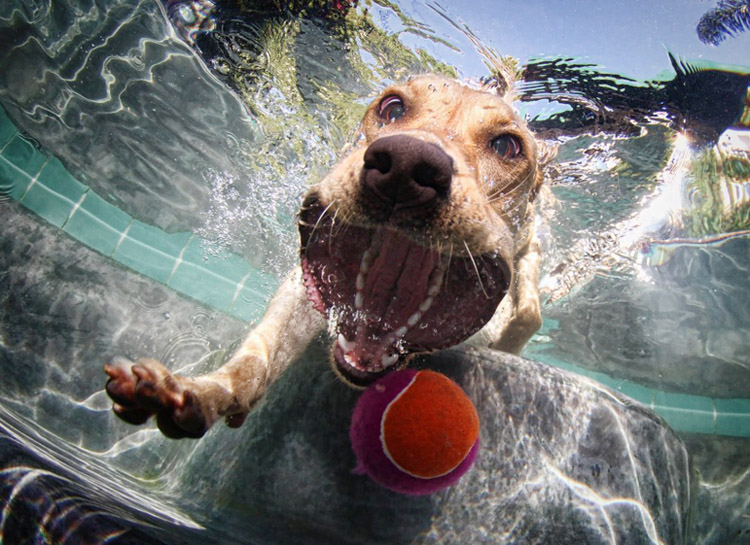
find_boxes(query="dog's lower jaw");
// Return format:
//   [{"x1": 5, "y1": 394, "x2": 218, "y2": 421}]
[{"x1": 330, "y1": 347, "x2": 414, "y2": 389}]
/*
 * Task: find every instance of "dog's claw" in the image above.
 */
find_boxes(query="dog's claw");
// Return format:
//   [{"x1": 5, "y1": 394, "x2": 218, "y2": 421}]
[
  {"x1": 225, "y1": 412, "x2": 247, "y2": 429},
  {"x1": 104, "y1": 362, "x2": 139, "y2": 407},
  {"x1": 112, "y1": 403, "x2": 152, "y2": 425},
  {"x1": 156, "y1": 402, "x2": 206, "y2": 439},
  {"x1": 104, "y1": 358, "x2": 210, "y2": 440},
  {"x1": 169, "y1": 390, "x2": 208, "y2": 437},
  {"x1": 131, "y1": 364, "x2": 183, "y2": 412}
]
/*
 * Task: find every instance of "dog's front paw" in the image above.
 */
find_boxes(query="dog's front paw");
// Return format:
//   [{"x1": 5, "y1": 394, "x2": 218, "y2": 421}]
[{"x1": 104, "y1": 357, "x2": 211, "y2": 439}]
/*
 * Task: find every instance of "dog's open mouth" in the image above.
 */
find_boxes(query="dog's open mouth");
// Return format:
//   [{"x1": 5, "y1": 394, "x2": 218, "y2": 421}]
[{"x1": 299, "y1": 196, "x2": 510, "y2": 387}]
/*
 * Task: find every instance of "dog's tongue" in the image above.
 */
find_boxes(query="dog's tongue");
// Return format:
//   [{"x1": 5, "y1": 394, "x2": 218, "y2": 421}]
[
  {"x1": 336, "y1": 229, "x2": 441, "y2": 371},
  {"x1": 360, "y1": 229, "x2": 436, "y2": 329}
]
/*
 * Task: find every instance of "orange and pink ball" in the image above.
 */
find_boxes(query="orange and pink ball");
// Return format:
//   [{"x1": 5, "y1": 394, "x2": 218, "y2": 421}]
[{"x1": 349, "y1": 369, "x2": 480, "y2": 495}]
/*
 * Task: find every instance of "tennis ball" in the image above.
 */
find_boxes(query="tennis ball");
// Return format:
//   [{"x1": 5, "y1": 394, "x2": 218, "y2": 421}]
[{"x1": 349, "y1": 369, "x2": 480, "y2": 495}]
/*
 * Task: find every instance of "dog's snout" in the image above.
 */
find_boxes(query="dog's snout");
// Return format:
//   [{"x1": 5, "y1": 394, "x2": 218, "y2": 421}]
[{"x1": 362, "y1": 135, "x2": 452, "y2": 215}]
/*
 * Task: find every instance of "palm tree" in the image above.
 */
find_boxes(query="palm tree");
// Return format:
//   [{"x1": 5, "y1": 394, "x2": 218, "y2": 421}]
[{"x1": 697, "y1": 0, "x2": 750, "y2": 45}]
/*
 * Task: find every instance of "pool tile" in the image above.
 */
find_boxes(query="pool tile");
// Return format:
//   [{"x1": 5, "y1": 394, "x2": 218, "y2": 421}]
[
  {"x1": 169, "y1": 263, "x2": 246, "y2": 312},
  {"x1": 229, "y1": 269, "x2": 277, "y2": 322},
  {"x1": 169, "y1": 265, "x2": 240, "y2": 311},
  {"x1": 20, "y1": 159, "x2": 89, "y2": 228},
  {"x1": 64, "y1": 192, "x2": 132, "y2": 256},
  {"x1": 652, "y1": 391, "x2": 715, "y2": 434},
  {"x1": 714, "y1": 398, "x2": 750, "y2": 437},
  {"x1": 36, "y1": 157, "x2": 87, "y2": 202},
  {"x1": 229, "y1": 281, "x2": 270, "y2": 323},
  {"x1": 614, "y1": 381, "x2": 654, "y2": 405},
  {"x1": 587, "y1": 370, "x2": 616, "y2": 387},
  {"x1": 0, "y1": 155, "x2": 34, "y2": 200},
  {"x1": 113, "y1": 221, "x2": 191, "y2": 284},
  {"x1": 179, "y1": 238, "x2": 253, "y2": 284},
  {"x1": 0, "y1": 107, "x2": 17, "y2": 148},
  {"x1": 1, "y1": 133, "x2": 47, "y2": 178},
  {"x1": 20, "y1": 180, "x2": 73, "y2": 227}
]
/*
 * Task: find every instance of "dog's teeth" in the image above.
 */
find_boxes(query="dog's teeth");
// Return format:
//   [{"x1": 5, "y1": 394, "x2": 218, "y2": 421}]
[
  {"x1": 395, "y1": 326, "x2": 408, "y2": 338},
  {"x1": 354, "y1": 292, "x2": 363, "y2": 309},
  {"x1": 407, "y1": 312, "x2": 421, "y2": 327},
  {"x1": 356, "y1": 273, "x2": 365, "y2": 291},
  {"x1": 338, "y1": 333, "x2": 356, "y2": 352},
  {"x1": 419, "y1": 297, "x2": 434, "y2": 312},
  {"x1": 427, "y1": 266, "x2": 444, "y2": 297},
  {"x1": 360, "y1": 249, "x2": 373, "y2": 273},
  {"x1": 344, "y1": 352, "x2": 363, "y2": 369},
  {"x1": 381, "y1": 353, "x2": 399, "y2": 367},
  {"x1": 427, "y1": 281, "x2": 442, "y2": 297}
]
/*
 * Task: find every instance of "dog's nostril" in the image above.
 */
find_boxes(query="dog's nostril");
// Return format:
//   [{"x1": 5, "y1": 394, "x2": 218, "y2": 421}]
[
  {"x1": 365, "y1": 150, "x2": 392, "y2": 174},
  {"x1": 413, "y1": 162, "x2": 443, "y2": 190}
]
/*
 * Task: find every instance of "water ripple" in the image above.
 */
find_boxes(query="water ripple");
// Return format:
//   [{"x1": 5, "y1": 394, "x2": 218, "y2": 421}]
[{"x1": 0, "y1": 0, "x2": 259, "y2": 235}]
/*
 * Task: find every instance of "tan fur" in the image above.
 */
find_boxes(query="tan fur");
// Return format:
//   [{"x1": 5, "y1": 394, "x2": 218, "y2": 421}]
[{"x1": 105, "y1": 75, "x2": 547, "y2": 438}]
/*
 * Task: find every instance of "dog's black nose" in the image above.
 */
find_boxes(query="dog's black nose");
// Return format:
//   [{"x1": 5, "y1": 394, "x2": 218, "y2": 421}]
[{"x1": 362, "y1": 135, "x2": 452, "y2": 216}]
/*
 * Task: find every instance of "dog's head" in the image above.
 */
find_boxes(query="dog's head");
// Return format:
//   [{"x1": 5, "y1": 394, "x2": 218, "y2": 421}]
[{"x1": 299, "y1": 75, "x2": 544, "y2": 387}]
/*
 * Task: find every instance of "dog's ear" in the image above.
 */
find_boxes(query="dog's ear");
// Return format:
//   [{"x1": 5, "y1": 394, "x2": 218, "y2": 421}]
[
  {"x1": 481, "y1": 69, "x2": 518, "y2": 103},
  {"x1": 536, "y1": 139, "x2": 558, "y2": 169},
  {"x1": 469, "y1": 42, "x2": 520, "y2": 102},
  {"x1": 481, "y1": 74, "x2": 511, "y2": 100},
  {"x1": 530, "y1": 139, "x2": 558, "y2": 201}
]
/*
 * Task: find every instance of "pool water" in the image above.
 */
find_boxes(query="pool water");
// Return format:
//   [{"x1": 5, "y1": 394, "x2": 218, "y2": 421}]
[{"x1": 0, "y1": 0, "x2": 748, "y2": 543}]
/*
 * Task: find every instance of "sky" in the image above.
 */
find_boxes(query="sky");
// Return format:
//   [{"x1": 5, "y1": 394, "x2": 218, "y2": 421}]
[{"x1": 390, "y1": 0, "x2": 750, "y2": 81}]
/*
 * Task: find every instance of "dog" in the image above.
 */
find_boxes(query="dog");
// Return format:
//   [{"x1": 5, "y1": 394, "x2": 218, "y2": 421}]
[{"x1": 105, "y1": 75, "x2": 549, "y2": 439}]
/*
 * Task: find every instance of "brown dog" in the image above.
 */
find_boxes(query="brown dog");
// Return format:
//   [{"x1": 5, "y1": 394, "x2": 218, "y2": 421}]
[{"x1": 105, "y1": 75, "x2": 547, "y2": 438}]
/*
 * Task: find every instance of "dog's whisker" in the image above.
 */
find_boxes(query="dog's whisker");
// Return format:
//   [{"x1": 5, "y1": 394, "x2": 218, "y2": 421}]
[
  {"x1": 329, "y1": 211, "x2": 356, "y2": 256},
  {"x1": 487, "y1": 182, "x2": 526, "y2": 201},
  {"x1": 486, "y1": 168, "x2": 536, "y2": 204},
  {"x1": 328, "y1": 206, "x2": 344, "y2": 254},
  {"x1": 502, "y1": 195, "x2": 531, "y2": 215},
  {"x1": 463, "y1": 239, "x2": 489, "y2": 299},
  {"x1": 487, "y1": 186, "x2": 533, "y2": 215},
  {"x1": 486, "y1": 182, "x2": 529, "y2": 204},
  {"x1": 331, "y1": 209, "x2": 352, "y2": 238},
  {"x1": 310, "y1": 200, "x2": 337, "y2": 237},
  {"x1": 444, "y1": 241, "x2": 455, "y2": 293},
  {"x1": 303, "y1": 200, "x2": 337, "y2": 259}
]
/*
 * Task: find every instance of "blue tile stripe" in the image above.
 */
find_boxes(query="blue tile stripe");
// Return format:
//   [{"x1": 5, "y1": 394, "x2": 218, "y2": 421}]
[
  {"x1": 0, "y1": 105, "x2": 748, "y2": 437},
  {"x1": 525, "y1": 343, "x2": 750, "y2": 437},
  {"x1": 0, "y1": 105, "x2": 271, "y2": 324}
]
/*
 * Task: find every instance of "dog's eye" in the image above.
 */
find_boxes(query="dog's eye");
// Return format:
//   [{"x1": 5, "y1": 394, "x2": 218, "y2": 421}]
[
  {"x1": 490, "y1": 134, "x2": 522, "y2": 159},
  {"x1": 378, "y1": 95, "x2": 406, "y2": 123}
]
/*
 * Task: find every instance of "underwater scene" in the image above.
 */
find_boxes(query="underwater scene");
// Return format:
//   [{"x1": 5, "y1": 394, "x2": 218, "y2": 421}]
[{"x1": 0, "y1": 0, "x2": 748, "y2": 543}]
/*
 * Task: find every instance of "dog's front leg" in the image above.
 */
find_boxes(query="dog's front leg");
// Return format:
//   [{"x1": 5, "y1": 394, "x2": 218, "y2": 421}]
[
  {"x1": 491, "y1": 235, "x2": 542, "y2": 354},
  {"x1": 105, "y1": 267, "x2": 324, "y2": 438},
  {"x1": 472, "y1": 234, "x2": 542, "y2": 355}
]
